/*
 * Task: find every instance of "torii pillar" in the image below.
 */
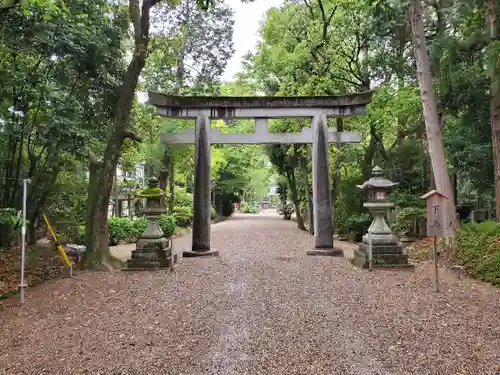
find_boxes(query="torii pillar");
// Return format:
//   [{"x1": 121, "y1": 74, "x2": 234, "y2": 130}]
[{"x1": 307, "y1": 115, "x2": 340, "y2": 255}]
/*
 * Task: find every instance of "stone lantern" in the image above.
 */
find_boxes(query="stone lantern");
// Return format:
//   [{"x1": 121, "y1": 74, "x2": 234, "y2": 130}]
[
  {"x1": 126, "y1": 177, "x2": 171, "y2": 270},
  {"x1": 351, "y1": 166, "x2": 413, "y2": 269}
]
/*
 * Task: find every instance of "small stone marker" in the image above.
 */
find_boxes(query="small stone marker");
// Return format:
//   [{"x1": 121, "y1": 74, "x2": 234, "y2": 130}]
[{"x1": 420, "y1": 190, "x2": 449, "y2": 292}]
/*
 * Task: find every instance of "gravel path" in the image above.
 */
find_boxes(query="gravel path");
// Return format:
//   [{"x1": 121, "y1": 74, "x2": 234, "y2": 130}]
[{"x1": 1, "y1": 214, "x2": 500, "y2": 375}]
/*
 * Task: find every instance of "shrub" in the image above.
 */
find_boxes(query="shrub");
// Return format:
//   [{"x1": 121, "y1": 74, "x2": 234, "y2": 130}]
[
  {"x1": 455, "y1": 221, "x2": 500, "y2": 286},
  {"x1": 173, "y1": 187, "x2": 193, "y2": 207},
  {"x1": 0, "y1": 208, "x2": 23, "y2": 245},
  {"x1": 240, "y1": 201, "x2": 259, "y2": 214},
  {"x1": 393, "y1": 206, "x2": 426, "y2": 237},
  {"x1": 108, "y1": 217, "x2": 134, "y2": 245},
  {"x1": 277, "y1": 203, "x2": 294, "y2": 220},
  {"x1": 158, "y1": 214, "x2": 176, "y2": 237},
  {"x1": 132, "y1": 217, "x2": 148, "y2": 238},
  {"x1": 173, "y1": 206, "x2": 193, "y2": 227},
  {"x1": 78, "y1": 225, "x2": 86, "y2": 245},
  {"x1": 210, "y1": 206, "x2": 216, "y2": 220},
  {"x1": 108, "y1": 217, "x2": 148, "y2": 245},
  {"x1": 344, "y1": 213, "x2": 372, "y2": 242}
]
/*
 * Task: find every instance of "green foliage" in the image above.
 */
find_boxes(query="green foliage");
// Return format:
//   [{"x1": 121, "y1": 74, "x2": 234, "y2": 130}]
[
  {"x1": 455, "y1": 221, "x2": 500, "y2": 286},
  {"x1": 277, "y1": 203, "x2": 294, "y2": 220},
  {"x1": 158, "y1": 214, "x2": 176, "y2": 238},
  {"x1": 393, "y1": 207, "x2": 426, "y2": 237},
  {"x1": 108, "y1": 217, "x2": 147, "y2": 245},
  {"x1": 210, "y1": 206, "x2": 216, "y2": 220},
  {"x1": 108, "y1": 217, "x2": 135, "y2": 245},
  {"x1": 0, "y1": 208, "x2": 22, "y2": 227},
  {"x1": 173, "y1": 187, "x2": 193, "y2": 207},
  {"x1": 240, "y1": 201, "x2": 259, "y2": 214},
  {"x1": 390, "y1": 191, "x2": 427, "y2": 237},
  {"x1": 172, "y1": 206, "x2": 193, "y2": 227},
  {"x1": 342, "y1": 213, "x2": 372, "y2": 242},
  {"x1": 0, "y1": 208, "x2": 22, "y2": 244},
  {"x1": 78, "y1": 225, "x2": 86, "y2": 245},
  {"x1": 132, "y1": 217, "x2": 148, "y2": 237}
]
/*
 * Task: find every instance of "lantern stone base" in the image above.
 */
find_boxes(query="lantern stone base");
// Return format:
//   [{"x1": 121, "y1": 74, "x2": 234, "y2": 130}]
[
  {"x1": 350, "y1": 243, "x2": 414, "y2": 269},
  {"x1": 307, "y1": 248, "x2": 343, "y2": 256},
  {"x1": 125, "y1": 237, "x2": 172, "y2": 271}
]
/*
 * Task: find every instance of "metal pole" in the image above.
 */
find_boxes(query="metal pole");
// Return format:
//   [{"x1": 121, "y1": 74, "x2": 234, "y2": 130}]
[
  {"x1": 433, "y1": 236, "x2": 440, "y2": 292},
  {"x1": 19, "y1": 179, "x2": 28, "y2": 304},
  {"x1": 368, "y1": 230, "x2": 373, "y2": 271}
]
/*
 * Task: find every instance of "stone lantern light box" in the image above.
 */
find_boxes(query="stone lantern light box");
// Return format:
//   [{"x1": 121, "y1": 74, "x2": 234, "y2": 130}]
[{"x1": 351, "y1": 166, "x2": 414, "y2": 269}]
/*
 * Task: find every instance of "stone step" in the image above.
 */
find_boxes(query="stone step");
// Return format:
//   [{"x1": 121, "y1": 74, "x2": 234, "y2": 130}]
[
  {"x1": 351, "y1": 249, "x2": 414, "y2": 269},
  {"x1": 131, "y1": 248, "x2": 171, "y2": 260},
  {"x1": 125, "y1": 258, "x2": 171, "y2": 270},
  {"x1": 358, "y1": 243, "x2": 404, "y2": 254}
]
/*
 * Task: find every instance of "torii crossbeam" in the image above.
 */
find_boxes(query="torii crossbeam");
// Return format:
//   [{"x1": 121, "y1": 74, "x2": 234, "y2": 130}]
[{"x1": 148, "y1": 91, "x2": 372, "y2": 257}]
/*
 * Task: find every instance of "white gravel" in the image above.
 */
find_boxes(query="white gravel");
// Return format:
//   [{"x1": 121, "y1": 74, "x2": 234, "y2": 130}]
[{"x1": 1, "y1": 213, "x2": 499, "y2": 375}]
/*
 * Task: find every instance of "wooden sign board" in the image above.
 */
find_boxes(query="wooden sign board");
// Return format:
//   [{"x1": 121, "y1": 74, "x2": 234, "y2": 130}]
[{"x1": 420, "y1": 190, "x2": 449, "y2": 237}]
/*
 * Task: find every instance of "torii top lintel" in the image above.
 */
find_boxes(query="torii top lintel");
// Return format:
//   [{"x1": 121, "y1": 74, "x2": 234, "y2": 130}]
[{"x1": 148, "y1": 91, "x2": 373, "y2": 119}]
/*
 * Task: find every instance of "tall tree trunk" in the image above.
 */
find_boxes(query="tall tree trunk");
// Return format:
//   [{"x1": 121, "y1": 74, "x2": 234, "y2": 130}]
[
  {"x1": 487, "y1": 0, "x2": 500, "y2": 221},
  {"x1": 286, "y1": 168, "x2": 306, "y2": 231},
  {"x1": 410, "y1": 0, "x2": 457, "y2": 237},
  {"x1": 84, "y1": 0, "x2": 155, "y2": 267}
]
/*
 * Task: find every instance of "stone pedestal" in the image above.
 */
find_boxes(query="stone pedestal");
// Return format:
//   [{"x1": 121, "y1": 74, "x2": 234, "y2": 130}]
[
  {"x1": 351, "y1": 243, "x2": 412, "y2": 269},
  {"x1": 127, "y1": 236, "x2": 171, "y2": 270},
  {"x1": 125, "y1": 178, "x2": 172, "y2": 271},
  {"x1": 308, "y1": 115, "x2": 342, "y2": 256},
  {"x1": 350, "y1": 203, "x2": 413, "y2": 269}
]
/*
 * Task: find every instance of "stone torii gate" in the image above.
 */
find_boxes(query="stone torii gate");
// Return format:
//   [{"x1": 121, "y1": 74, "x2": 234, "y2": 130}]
[{"x1": 148, "y1": 91, "x2": 372, "y2": 257}]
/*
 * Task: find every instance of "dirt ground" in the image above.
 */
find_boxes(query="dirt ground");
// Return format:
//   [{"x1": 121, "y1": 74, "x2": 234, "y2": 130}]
[{"x1": 1, "y1": 214, "x2": 499, "y2": 375}]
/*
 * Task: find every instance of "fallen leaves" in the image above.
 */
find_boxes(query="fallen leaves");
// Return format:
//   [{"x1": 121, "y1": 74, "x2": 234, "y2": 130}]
[{"x1": 0, "y1": 245, "x2": 67, "y2": 297}]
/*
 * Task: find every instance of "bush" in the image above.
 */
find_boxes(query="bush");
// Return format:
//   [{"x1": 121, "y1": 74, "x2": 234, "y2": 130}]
[
  {"x1": 158, "y1": 214, "x2": 176, "y2": 237},
  {"x1": 344, "y1": 213, "x2": 372, "y2": 242},
  {"x1": 173, "y1": 187, "x2": 193, "y2": 207},
  {"x1": 0, "y1": 208, "x2": 23, "y2": 245},
  {"x1": 455, "y1": 221, "x2": 500, "y2": 286},
  {"x1": 240, "y1": 201, "x2": 259, "y2": 214},
  {"x1": 173, "y1": 206, "x2": 193, "y2": 227},
  {"x1": 108, "y1": 217, "x2": 148, "y2": 245},
  {"x1": 78, "y1": 225, "x2": 86, "y2": 245},
  {"x1": 211, "y1": 206, "x2": 216, "y2": 220},
  {"x1": 132, "y1": 217, "x2": 148, "y2": 237},
  {"x1": 277, "y1": 203, "x2": 294, "y2": 220},
  {"x1": 393, "y1": 206, "x2": 426, "y2": 237},
  {"x1": 108, "y1": 217, "x2": 135, "y2": 245}
]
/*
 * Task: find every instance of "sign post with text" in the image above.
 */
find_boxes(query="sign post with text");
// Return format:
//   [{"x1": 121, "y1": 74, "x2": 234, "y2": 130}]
[{"x1": 421, "y1": 190, "x2": 449, "y2": 292}]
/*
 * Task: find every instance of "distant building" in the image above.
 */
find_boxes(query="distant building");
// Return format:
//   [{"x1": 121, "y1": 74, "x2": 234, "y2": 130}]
[
  {"x1": 86, "y1": 162, "x2": 146, "y2": 218},
  {"x1": 109, "y1": 162, "x2": 146, "y2": 218}
]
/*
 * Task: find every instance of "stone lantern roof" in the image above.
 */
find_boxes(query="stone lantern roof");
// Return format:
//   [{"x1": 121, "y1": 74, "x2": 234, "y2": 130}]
[{"x1": 356, "y1": 166, "x2": 398, "y2": 190}]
